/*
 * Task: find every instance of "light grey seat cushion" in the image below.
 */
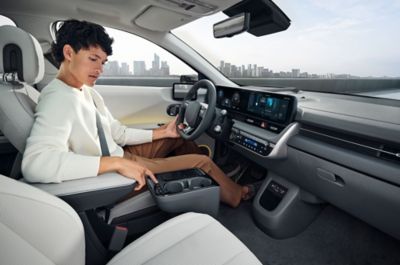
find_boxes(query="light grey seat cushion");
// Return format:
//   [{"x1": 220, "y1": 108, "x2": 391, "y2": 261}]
[
  {"x1": 108, "y1": 212, "x2": 262, "y2": 265},
  {"x1": 0, "y1": 174, "x2": 261, "y2": 265},
  {"x1": 0, "y1": 175, "x2": 85, "y2": 265}
]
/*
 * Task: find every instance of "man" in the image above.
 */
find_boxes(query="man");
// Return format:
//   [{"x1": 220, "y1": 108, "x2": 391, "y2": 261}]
[{"x1": 22, "y1": 19, "x2": 251, "y2": 207}]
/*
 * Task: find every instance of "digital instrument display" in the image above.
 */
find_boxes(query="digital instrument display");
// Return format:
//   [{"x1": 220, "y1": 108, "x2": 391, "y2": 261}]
[{"x1": 217, "y1": 87, "x2": 296, "y2": 132}]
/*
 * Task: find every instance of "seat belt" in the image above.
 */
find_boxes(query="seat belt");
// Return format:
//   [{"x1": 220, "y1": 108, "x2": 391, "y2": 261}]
[
  {"x1": 93, "y1": 99, "x2": 110, "y2": 157},
  {"x1": 93, "y1": 97, "x2": 128, "y2": 252}
]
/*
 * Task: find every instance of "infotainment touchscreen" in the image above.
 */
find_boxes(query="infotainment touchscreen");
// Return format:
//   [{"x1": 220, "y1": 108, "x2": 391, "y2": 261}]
[{"x1": 247, "y1": 92, "x2": 291, "y2": 123}]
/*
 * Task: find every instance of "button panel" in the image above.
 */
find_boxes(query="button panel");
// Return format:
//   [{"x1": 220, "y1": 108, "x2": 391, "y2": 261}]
[{"x1": 230, "y1": 128, "x2": 273, "y2": 156}]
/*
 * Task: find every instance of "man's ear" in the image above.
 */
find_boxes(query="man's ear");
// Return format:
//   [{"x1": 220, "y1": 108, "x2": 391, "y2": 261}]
[{"x1": 63, "y1": 44, "x2": 74, "y2": 61}]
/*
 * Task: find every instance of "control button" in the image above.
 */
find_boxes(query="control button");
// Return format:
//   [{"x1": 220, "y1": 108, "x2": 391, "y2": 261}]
[
  {"x1": 261, "y1": 121, "x2": 267, "y2": 128},
  {"x1": 214, "y1": 125, "x2": 222, "y2": 133}
]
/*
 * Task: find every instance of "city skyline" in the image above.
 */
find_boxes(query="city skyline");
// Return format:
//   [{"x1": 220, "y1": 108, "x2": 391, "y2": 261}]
[
  {"x1": 103, "y1": 53, "x2": 170, "y2": 76},
  {"x1": 218, "y1": 60, "x2": 361, "y2": 79},
  {"x1": 103, "y1": 54, "x2": 369, "y2": 79}
]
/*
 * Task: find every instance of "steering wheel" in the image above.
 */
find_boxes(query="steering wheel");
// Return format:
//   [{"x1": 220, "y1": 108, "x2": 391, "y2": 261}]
[{"x1": 176, "y1": 79, "x2": 216, "y2": 140}]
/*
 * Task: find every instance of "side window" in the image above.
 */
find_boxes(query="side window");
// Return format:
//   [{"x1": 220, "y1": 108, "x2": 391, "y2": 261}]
[
  {"x1": 99, "y1": 27, "x2": 197, "y2": 87},
  {"x1": 0, "y1": 15, "x2": 16, "y2": 27}
]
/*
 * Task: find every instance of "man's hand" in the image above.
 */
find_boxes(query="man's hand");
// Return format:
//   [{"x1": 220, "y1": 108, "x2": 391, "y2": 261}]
[
  {"x1": 164, "y1": 116, "x2": 181, "y2": 138},
  {"x1": 117, "y1": 159, "x2": 158, "y2": 190},
  {"x1": 153, "y1": 116, "x2": 183, "y2": 140},
  {"x1": 99, "y1": 157, "x2": 158, "y2": 190}
]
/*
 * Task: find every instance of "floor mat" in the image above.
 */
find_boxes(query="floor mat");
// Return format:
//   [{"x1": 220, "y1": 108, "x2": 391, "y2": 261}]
[{"x1": 217, "y1": 202, "x2": 400, "y2": 265}]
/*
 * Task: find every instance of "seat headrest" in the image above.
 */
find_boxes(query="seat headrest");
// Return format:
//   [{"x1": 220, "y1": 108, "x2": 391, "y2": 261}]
[{"x1": 0, "y1": 25, "x2": 44, "y2": 85}]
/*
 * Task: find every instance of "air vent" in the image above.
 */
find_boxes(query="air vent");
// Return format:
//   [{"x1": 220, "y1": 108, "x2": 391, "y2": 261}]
[{"x1": 300, "y1": 124, "x2": 400, "y2": 164}]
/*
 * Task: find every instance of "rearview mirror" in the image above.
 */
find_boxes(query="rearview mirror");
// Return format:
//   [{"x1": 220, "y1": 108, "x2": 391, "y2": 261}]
[
  {"x1": 222, "y1": 0, "x2": 290, "y2": 37},
  {"x1": 213, "y1": 13, "x2": 250, "y2": 38}
]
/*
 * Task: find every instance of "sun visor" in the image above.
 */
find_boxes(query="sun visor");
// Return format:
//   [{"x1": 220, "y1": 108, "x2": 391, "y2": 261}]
[{"x1": 134, "y1": 6, "x2": 192, "y2": 31}]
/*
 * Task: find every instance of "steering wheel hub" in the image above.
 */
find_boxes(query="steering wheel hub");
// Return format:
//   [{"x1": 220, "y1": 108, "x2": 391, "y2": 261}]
[{"x1": 185, "y1": 101, "x2": 201, "y2": 127}]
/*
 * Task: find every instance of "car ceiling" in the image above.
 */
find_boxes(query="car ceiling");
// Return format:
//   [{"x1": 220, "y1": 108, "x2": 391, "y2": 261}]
[{"x1": 0, "y1": 0, "x2": 240, "y2": 34}]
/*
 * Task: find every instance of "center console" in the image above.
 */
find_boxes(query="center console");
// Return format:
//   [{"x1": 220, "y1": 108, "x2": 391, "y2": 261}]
[
  {"x1": 253, "y1": 173, "x2": 324, "y2": 239},
  {"x1": 214, "y1": 87, "x2": 298, "y2": 159},
  {"x1": 146, "y1": 168, "x2": 220, "y2": 217}
]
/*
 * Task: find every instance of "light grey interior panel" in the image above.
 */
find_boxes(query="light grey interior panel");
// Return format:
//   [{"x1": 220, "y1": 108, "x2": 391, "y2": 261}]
[
  {"x1": 291, "y1": 148, "x2": 400, "y2": 240},
  {"x1": 288, "y1": 135, "x2": 400, "y2": 186},
  {"x1": 95, "y1": 85, "x2": 178, "y2": 129}
]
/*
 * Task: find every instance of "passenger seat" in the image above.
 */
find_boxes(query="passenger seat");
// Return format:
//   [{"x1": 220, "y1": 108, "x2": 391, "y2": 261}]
[{"x1": 0, "y1": 174, "x2": 261, "y2": 265}]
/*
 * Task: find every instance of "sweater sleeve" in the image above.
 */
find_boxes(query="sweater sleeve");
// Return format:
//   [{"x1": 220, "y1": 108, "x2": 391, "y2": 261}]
[
  {"x1": 106, "y1": 107, "x2": 153, "y2": 146},
  {"x1": 91, "y1": 89, "x2": 153, "y2": 146},
  {"x1": 22, "y1": 91, "x2": 100, "y2": 183}
]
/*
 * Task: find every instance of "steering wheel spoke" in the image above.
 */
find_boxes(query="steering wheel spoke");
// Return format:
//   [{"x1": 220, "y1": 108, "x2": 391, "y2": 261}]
[
  {"x1": 199, "y1": 102, "x2": 208, "y2": 118},
  {"x1": 182, "y1": 125, "x2": 194, "y2": 134},
  {"x1": 177, "y1": 79, "x2": 216, "y2": 140}
]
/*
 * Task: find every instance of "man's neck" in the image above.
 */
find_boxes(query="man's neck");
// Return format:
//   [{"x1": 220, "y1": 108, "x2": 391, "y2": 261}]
[{"x1": 57, "y1": 64, "x2": 83, "y2": 90}]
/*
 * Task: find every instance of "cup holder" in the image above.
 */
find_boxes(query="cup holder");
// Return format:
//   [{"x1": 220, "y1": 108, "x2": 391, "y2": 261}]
[
  {"x1": 160, "y1": 177, "x2": 213, "y2": 195},
  {"x1": 147, "y1": 168, "x2": 220, "y2": 216},
  {"x1": 189, "y1": 177, "x2": 212, "y2": 190},
  {"x1": 164, "y1": 181, "x2": 184, "y2": 194}
]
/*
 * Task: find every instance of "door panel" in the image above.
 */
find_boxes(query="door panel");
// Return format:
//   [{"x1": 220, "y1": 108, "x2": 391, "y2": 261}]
[{"x1": 95, "y1": 85, "x2": 178, "y2": 129}]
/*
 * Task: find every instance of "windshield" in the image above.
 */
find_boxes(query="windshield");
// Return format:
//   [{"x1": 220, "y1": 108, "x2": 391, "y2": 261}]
[{"x1": 172, "y1": 0, "x2": 400, "y2": 100}]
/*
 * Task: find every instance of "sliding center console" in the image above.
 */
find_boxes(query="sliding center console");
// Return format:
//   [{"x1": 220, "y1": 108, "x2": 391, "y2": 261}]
[{"x1": 146, "y1": 168, "x2": 220, "y2": 217}]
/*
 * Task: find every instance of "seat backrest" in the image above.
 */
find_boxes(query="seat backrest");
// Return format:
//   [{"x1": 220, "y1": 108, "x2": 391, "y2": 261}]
[
  {"x1": 0, "y1": 25, "x2": 43, "y2": 153},
  {"x1": 0, "y1": 174, "x2": 85, "y2": 265}
]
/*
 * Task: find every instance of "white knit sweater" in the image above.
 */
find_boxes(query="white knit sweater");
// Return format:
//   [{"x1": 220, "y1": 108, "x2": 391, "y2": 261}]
[{"x1": 22, "y1": 78, "x2": 153, "y2": 183}]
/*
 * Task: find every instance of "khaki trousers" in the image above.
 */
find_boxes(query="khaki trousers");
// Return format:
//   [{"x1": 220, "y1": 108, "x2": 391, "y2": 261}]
[{"x1": 123, "y1": 138, "x2": 242, "y2": 207}]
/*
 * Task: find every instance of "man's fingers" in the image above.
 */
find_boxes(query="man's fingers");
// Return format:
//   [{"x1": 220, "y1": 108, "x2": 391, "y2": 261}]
[
  {"x1": 134, "y1": 176, "x2": 145, "y2": 190},
  {"x1": 146, "y1": 170, "x2": 158, "y2": 184}
]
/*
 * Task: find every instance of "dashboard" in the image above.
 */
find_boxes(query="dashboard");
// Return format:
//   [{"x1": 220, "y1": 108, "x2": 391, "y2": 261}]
[{"x1": 213, "y1": 84, "x2": 400, "y2": 240}]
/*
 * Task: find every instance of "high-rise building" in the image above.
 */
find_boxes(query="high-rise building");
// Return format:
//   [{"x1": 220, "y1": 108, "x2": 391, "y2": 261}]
[
  {"x1": 120, "y1": 62, "x2": 130, "y2": 75},
  {"x1": 223, "y1": 63, "x2": 231, "y2": 76},
  {"x1": 292, "y1": 69, "x2": 300, "y2": 78},
  {"x1": 103, "y1": 60, "x2": 119, "y2": 76},
  {"x1": 133, "y1": 61, "x2": 146, "y2": 76},
  {"x1": 160, "y1": 61, "x2": 170, "y2": 76},
  {"x1": 151, "y1": 53, "x2": 160, "y2": 75},
  {"x1": 257, "y1": 67, "x2": 264, "y2": 77},
  {"x1": 252, "y1": 64, "x2": 257, "y2": 77},
  {"x1": 247, "y1": 64, "x2": 252, "y2": 77},
  {"x1": 231, "y1": 65, "x2": 240, "y2": 77}
]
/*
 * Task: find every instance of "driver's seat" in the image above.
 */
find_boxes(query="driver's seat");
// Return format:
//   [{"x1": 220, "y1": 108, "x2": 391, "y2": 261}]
[
  {"x1": 0, "y1": 174, "x2": 262, "y2": 265},
  {"x1": 0, "y1": 24, "x2": 158, "y2": 223}
]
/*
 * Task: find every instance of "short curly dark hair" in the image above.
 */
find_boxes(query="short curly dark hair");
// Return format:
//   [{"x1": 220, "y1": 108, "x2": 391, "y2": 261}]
[{"x1": 51, "y1": 19, "x2": 114, "y2": 64}]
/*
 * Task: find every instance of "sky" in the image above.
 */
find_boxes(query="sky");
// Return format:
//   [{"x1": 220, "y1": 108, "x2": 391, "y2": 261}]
[
  {"x1": 173, "y1": 0, "x2": 400, "y2": 77},
  {"x1": 2, "y1": 0, "x2": 400, "y2": 77}
]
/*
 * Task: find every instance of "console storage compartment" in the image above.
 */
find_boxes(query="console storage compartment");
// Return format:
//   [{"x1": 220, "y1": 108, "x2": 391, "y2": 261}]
[
  {"x1": 147, "y1": 168, "x2": 219, "y2": 216},
  {"x1": 253, "y1": 173, "x2": 324, "y2": 239}
]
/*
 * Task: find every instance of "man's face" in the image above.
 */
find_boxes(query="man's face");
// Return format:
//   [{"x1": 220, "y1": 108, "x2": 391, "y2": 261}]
[{"x1": 67, "y1": 45, "x2": 108, "y2": 87}]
